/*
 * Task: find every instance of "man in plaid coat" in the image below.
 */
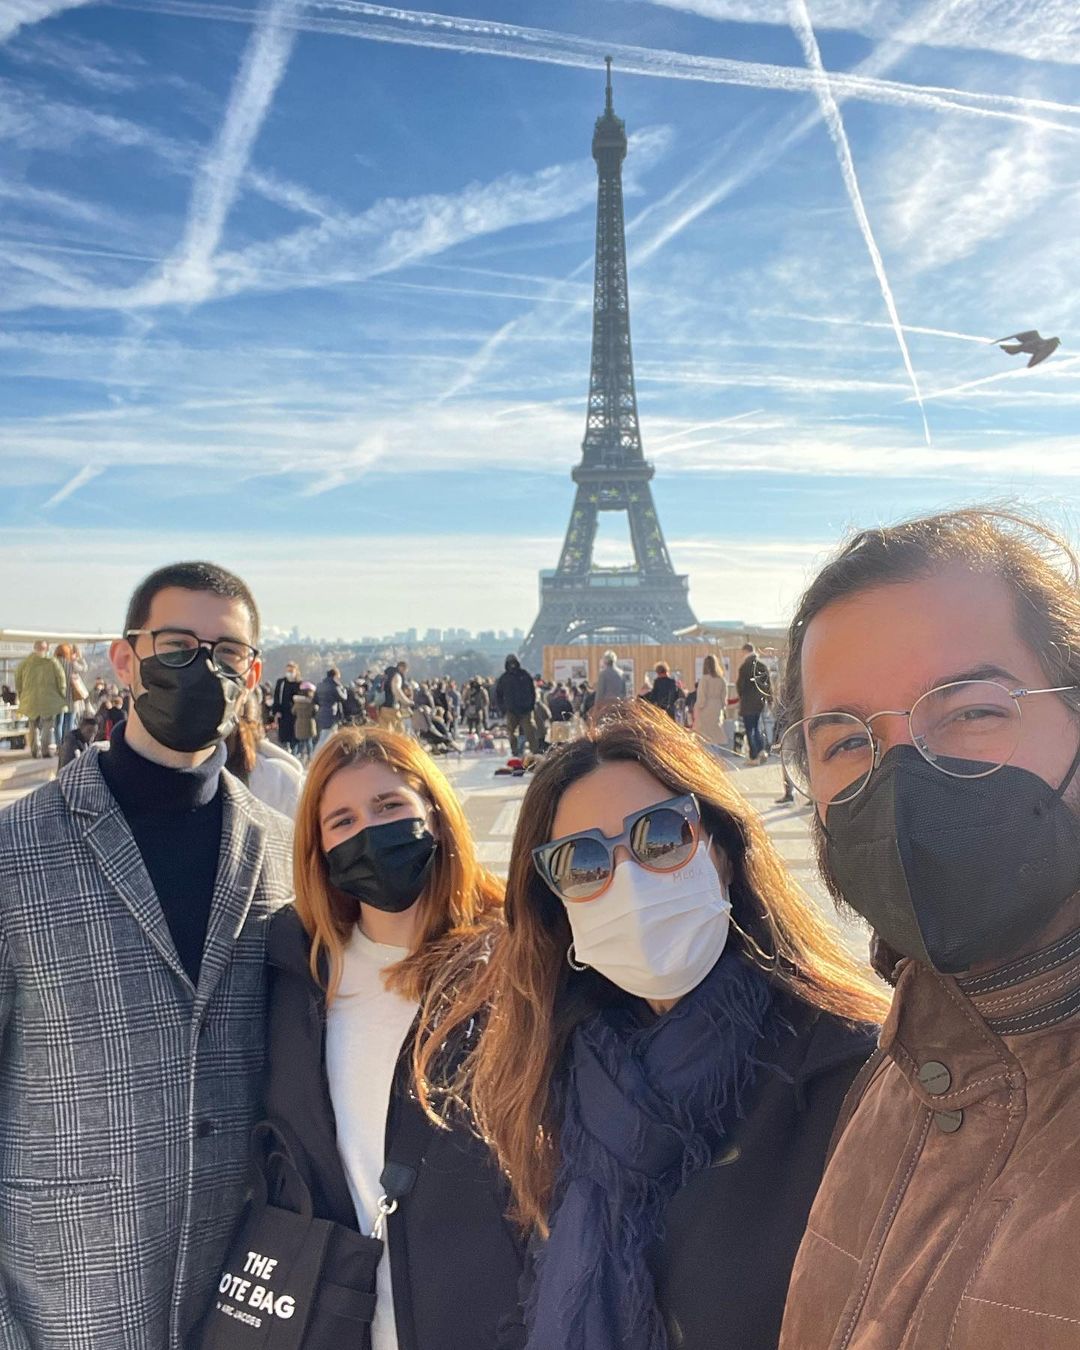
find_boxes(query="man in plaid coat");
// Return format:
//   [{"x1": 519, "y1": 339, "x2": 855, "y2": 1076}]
[{"x1": 0, "y1": 562, "x2": 293, "y2": 1349}]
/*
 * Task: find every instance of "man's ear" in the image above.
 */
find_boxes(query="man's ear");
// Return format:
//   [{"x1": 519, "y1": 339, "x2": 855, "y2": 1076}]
[{"x1": 110, "y1": 638, "x2": 135, "y2": 690}]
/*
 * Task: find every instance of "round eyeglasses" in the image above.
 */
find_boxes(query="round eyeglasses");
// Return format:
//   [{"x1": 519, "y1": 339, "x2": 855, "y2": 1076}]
[
  {"x1": 780, "y1": 678, "x2": 1080, "y2": 807},
  {"x1": 126, "y1": 628, "x2": 260, "y2": 678}
]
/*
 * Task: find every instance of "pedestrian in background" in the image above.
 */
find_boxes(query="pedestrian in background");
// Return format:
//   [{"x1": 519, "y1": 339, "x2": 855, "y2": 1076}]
[
  {"x1": 495, "y1": 655, "x2": 540, "y2": 756},
  {"x1": 693, "y1": 653, "x2": 727, "y2": 749},
  {"x1": 737, "y1": 643, "x2": 772, "y2": 764},
  {"x1": 225, "y1": 692, "x2": 304, "y2": 819},
  {"x1": 54, "y1": 642, "x2": 89, "y2": 743},
  {"x1": 379, "y1": 661, "x2": 412, "y2": 734},
  {"x1": 642, "y1": 661, "x2": 678, "y2": 719},
  {"x1": 56, "y1": 712, "x2": 99, "y2": 768},
  {"x1": 14, "y1": 639, "x2": 66, "y2": 759},
  {"x1": 292, "y1": 682, "x2": 318, "y2": 762},
  {"x1": 315, "y1": 666, "x2": 347, "y2": 748},
  {"x1": 593, "y1": 650, "x2": 627, "y2": 721},
  {"x1": 272, "y1": 660, "x2": 303, "y2": 752}
]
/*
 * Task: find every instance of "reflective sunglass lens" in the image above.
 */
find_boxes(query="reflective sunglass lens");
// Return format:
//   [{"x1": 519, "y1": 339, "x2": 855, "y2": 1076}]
[
  {"x1": 547, "y1": 835, "x2": 611, "y2": 901},
  {"x1": 630, "y1": 807, "x2": 695, "y2": 870}
]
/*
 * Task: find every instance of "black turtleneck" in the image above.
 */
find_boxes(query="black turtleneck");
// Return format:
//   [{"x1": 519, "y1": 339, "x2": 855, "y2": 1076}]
[{"x1": 98, "y1": 723, "x2": 225, "y2": 985}]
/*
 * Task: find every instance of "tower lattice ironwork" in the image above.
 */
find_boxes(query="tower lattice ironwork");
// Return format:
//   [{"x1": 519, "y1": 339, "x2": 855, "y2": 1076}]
[{"x1": 520, "y1": 59, "x2": 696, "y2": 671}]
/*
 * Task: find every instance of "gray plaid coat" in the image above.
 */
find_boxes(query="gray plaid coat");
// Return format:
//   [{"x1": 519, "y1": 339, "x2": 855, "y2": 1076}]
[{"x1": 0, "y1": 747, "x2": 293, "y2": 1349}]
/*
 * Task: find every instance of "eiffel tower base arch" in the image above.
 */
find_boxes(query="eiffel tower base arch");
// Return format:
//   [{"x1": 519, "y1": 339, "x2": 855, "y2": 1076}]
[{"x1": 519, "y1": 575, "x2": 697, "y2": 673}]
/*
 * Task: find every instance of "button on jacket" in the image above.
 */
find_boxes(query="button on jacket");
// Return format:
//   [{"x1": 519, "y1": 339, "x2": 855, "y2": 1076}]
[
  {"x1": 0, "y1": 747, "x2": 293, "y2": 1350},
  {"x1": 780, "y1": 925, "x2": 1080, "y2": 1350}
]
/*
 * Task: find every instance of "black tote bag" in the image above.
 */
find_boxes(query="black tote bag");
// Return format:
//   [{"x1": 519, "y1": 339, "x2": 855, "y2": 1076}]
[{"x1": 196, "y1": 1122, "x2": 382, "y2": 1350}]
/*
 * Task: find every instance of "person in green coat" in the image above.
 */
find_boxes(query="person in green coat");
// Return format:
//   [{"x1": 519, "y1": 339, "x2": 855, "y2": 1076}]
[{"x1": 14, "y1": 641, "x2": 67, "y2": 758}]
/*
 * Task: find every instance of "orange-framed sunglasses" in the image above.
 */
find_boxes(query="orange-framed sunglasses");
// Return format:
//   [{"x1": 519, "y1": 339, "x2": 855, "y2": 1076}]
[{"x1": 532, "y1": 793, "x2": 701, "y2": 903}]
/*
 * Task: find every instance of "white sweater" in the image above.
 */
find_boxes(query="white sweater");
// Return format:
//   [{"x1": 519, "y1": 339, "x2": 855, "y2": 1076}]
[{"x1": 326, "y1": 926, "x2": 419, "y2": 1350}]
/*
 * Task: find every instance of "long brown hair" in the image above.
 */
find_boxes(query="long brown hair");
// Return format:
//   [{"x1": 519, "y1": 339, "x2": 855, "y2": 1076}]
[
  {"x1": 292, "y1": 726, "x2": 505, "y2": 1097},
  {"x1": 438, "y1": 701, "x2": 889, "y2": 1231}
]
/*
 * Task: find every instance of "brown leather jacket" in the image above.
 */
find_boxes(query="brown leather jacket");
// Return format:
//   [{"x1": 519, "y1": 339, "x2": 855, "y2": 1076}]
[{"x1": 780, "y1": 927, "x2": 1080, "y2": 1350}]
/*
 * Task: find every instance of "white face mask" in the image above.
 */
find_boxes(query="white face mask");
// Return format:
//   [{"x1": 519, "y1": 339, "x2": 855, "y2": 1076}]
[{"x1": 564, "y1": 841, "x2": 732, "y2": 1001}]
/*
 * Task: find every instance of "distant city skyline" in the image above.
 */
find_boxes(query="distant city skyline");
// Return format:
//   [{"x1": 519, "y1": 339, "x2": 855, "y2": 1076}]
[{"x1": 2, "y1": 1, "x2": 1077, "y2": 637}]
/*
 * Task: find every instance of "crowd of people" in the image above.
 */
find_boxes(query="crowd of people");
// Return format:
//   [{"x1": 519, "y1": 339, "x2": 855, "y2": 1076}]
[
  {"x1": 1, "y1": 504, "x2": 1079, "y2": 1350},
  {"x1": 211, "y1": 639, "x2": 779, "y2": 777}
]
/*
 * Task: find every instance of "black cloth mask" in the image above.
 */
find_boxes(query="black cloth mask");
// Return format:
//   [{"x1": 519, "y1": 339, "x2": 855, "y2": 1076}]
[
  {"x1": 824, "y1": 743, "x2": 1080, "y2": 974},
  {"x1": 326, "y1": 816, "x2": 438, "y2": 913},
  {"x1": 134, "y1": 653, "x2": 246, "y2": 754}
]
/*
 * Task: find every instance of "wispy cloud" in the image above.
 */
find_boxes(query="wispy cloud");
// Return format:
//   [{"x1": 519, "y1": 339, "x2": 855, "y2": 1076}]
[
  {"x1": 882, "y1": 120, "x2": 1073, "y2": 275},
  {"x1": 0, "y1": 176, "x2": 124, "y2": 229},
  {"x1": 2, "y1": 29, "x2": 148, "y2": 90},
  {"x1": 4, "y1": 150, "x2": 605, "y2": 314},
  {"x1": 0, "y1": 0, "x2": 97, "y2": 44},
  {"x1": 109, "y1": 0, "x2": 1080, "y2": 136},
  {"x1": 788, "y1": 0, "x2": 931, "y2": 447}
]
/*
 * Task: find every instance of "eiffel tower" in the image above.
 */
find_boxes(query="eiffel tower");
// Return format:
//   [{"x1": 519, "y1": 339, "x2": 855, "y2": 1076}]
[{"x1": 520, "y1": 59, "x2": 696, "y2": 672}]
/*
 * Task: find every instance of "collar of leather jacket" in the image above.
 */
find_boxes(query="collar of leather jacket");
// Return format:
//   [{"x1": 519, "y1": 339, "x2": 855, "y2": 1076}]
[{"x1": 881, "y1": 903, "x2": 1080, "y2": 1113}]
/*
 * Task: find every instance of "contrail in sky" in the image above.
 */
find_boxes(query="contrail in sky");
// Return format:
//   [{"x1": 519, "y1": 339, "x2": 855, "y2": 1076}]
[
  {"x1": 788, "y1": 0, "x2": 931, "y2": 447},
  {"x1": 778, "y1": 312, "x2": 996, "y2": 344},
  {"x1": 42, "y1": 464, "x2": 102, "y2": 509},
  {"x1": 163, "y1": 0, "x2": 301, "y2": 295},
  {"x1": 914, "y1": 355, "x2": 1080, "y2": 403},
  {"x1": 107, "y1": 0, "x2": 1080, "y2": 138}
]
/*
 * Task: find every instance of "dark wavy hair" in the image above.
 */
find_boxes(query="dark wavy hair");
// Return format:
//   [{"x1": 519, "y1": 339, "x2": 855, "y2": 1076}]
[{"x1": 781, "y1": 506, "x2": 1080, "y2": 730}]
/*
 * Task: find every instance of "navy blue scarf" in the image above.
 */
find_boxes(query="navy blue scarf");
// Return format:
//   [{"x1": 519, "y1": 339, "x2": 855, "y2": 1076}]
[{"x1": 524, "y1": 950, "x2": 775, "y2": 1350}]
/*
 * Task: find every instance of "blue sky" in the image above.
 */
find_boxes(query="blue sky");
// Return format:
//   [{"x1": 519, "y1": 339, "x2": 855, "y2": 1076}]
[{"x1": 2, "y1": 0, "x2": 1079, "y2": 640}]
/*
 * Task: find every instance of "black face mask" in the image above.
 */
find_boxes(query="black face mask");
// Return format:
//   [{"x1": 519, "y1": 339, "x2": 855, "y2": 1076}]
[
  {"x1": 133, "y1": 654, "x2": 246, "y2": 754},
  {"x1": 326, "y1": 817, "x2": 438, "y2": 913},
  {"x1": 824, "y1": 743, "x2": 1080, "y2": 974}
]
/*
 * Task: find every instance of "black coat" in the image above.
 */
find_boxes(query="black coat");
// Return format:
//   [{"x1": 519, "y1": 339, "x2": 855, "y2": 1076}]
[
  {"x1": 272, "y1": 676, "x2": 302, "y2": 739},
  {"x1": 314, "y1": 677, "x2": 346, "y2": 730},
  {"x1": 264, "y1": 908, "x2": 526, "y2": 1350},
  {"x1": 495, "y1": 666, "x2": 536, "y2": 716},
  {"x1": 736, "y1": 656, "x2": 772, "y2": 716},
  {"x1": 651, "y1": 994, "x2": 874, "y2": 1350},
  {"x1": 644, "y1": 674, "x2": 679, "y2": 716},
  {"x1": 499, "y1": 992, "x2": 876, "y2": 1350}
]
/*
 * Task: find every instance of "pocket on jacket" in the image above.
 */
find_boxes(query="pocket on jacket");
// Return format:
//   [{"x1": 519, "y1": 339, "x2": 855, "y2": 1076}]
[{"x1": 25, "y1": 1179, "x2": 127, "y2": 1340}]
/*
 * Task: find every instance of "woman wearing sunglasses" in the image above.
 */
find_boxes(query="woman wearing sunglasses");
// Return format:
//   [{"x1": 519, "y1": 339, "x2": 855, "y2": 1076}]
[
  {"x1": 436, "y1": 702, "x2": 888, "y2": 1350},
  {"x1": 262, "y1": 727, "x2": 525, "y2": 1350}
]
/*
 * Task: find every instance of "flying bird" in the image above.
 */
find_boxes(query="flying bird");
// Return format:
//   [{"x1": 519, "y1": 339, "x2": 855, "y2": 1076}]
[{"x1": 992, "y1": 330, "x2": 1061, "y2": 368}]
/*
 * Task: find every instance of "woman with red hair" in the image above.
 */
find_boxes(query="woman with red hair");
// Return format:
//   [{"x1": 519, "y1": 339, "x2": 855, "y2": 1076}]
[{"x1": 262, "y1": 727, "x2": 524, "y2": 1350}]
